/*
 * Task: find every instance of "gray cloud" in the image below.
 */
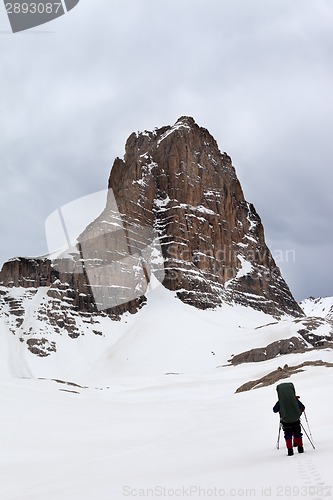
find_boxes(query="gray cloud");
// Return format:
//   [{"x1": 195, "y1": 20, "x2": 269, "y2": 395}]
[{"x1": 1, "y1": 0, "x2": 332, "y2": 301}]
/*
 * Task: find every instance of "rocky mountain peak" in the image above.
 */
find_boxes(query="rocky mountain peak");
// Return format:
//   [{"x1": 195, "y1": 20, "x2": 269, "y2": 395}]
[
  {"x1": 104, "y1": 116, "x2": 303, "y2": 317},
  {"x1": 1, "y1": 117, "x2": 303, "y2": 320}
]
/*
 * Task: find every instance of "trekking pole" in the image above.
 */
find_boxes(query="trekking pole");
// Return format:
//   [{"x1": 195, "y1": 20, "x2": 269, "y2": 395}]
[
  {"x1": 304, "y1": 411, "x2": 315, "y2": 444},
  {"x1": 276, "y1": 421, "x2": 282, "y2": 449},
  {"x1": 300, "y1": 421, "x2": 316, "y2": 449}
]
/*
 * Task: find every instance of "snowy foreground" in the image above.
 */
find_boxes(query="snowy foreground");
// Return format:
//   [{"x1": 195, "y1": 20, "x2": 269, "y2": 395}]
[{"x1": 1, "y1": 283, "x2": 333, "y2": 500}]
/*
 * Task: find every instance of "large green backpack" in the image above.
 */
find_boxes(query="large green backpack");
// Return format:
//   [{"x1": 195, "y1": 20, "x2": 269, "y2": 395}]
[{"x1": 276, "y1": 382, "x2": 302, "y2": 423}]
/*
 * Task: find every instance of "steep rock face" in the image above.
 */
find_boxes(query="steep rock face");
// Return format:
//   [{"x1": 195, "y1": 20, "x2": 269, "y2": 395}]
[
  {"x1": 0, "y1": 258, "x2": 57, "y2": 288},
  {"x1": 102, "y1": 116, "x2": 302, "y2": 317},
  {"x1": 0, "y1": 257, "x2": 98, "y2": 315}
]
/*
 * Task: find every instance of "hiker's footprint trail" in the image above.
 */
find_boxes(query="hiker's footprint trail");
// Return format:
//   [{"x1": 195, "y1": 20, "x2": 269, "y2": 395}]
[{"x1": 297, "y1": 455, "x2": 332, "y2": 499}]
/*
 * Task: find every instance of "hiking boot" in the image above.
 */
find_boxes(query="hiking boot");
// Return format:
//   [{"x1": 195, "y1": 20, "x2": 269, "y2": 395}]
[
  {"x1": 298, "y1": 446, "x2": 304, "y2": 453},
  {"x1": 288, "y1": 448, "x2": 294, "y2": 456}
]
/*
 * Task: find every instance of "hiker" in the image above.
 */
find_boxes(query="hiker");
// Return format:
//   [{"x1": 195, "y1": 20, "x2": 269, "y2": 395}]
[{"x1": 273, "y1": 382, "x2": 305, "y2": 456}]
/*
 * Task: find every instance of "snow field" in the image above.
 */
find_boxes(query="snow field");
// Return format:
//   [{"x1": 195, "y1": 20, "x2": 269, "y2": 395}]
[
  {"x1": 1, "y1": 361, "x2": 333, "y2": 500},
  {"x1": 1, "y1": 282, "x2": 333, "y2": 499}
]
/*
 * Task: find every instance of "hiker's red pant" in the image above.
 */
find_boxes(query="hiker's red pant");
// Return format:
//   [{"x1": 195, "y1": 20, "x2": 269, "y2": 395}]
[{"x1": 282, "y1": 420, "x2": 303, "y2": 448}]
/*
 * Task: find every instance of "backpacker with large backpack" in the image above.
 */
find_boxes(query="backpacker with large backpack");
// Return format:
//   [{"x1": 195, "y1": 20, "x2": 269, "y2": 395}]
[{"x1": 273, "y1": 382, "x2": 305, "y2": 456}]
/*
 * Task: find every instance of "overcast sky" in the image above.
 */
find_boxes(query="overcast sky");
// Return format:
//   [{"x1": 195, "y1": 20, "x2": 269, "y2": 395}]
[{"x1": 1, "y1": 0, "x2": 332, "y2": 302}]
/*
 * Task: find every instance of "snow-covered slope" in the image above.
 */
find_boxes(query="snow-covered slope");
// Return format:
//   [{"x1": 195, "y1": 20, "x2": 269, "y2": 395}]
[
  {"x1": 1, "y1": 350, "x2": 333, "y2": 500},
  {"x1": 0, "y1": 279, "x2": 275, "y2": 381},
  {"x1": 1, "y1": 280, "x2": 333, "y2": 499},
  {"x1": 300, "y1": 296, "x2": 333, "y2": 321},
  {"x1": 1, "y1": 278, "x2": 331, "y2": 383}
]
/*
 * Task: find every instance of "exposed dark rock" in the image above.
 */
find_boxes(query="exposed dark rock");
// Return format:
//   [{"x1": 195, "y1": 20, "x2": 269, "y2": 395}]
[
  {"x1": 26, "y1": 338, "x2": 56, "y2": 357},
  {"x1": 229, "y1": 336, "x2": 308, "y2": 365},
  {"x1": 0, "y1": 258, "x2": 58, "y2": 288},
  {"x1": 93, "y1": 330, "x2": 103, "y2": 336},
  {"x1": 38, "y1": 378, "x2": 88, "y2": 389},
  {"x1": 296, "y1": 317, "x2": 333, "y2": 346},
  {"x1": 235, "y1": 360, "x2": 333, "y2": 393}
]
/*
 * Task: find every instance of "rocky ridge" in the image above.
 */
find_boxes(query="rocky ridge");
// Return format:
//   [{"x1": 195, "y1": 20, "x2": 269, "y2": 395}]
[{"x1": 235, "y1": 360, "x2": 333, "y2": 393}]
